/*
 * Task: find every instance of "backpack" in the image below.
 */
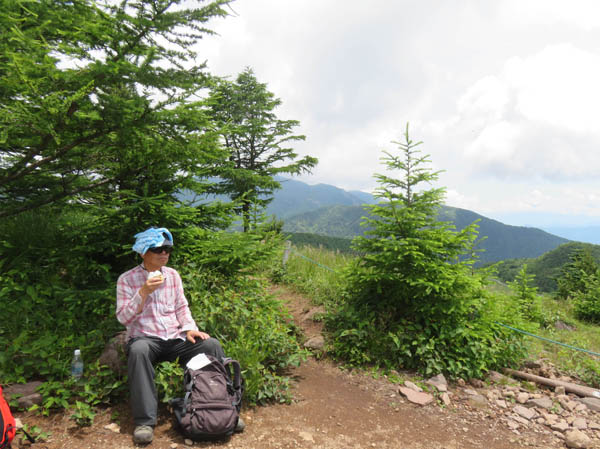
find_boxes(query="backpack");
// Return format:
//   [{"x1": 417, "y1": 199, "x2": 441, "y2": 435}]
[
  {"x1": 170, "y1": 356, "x2": 243, "y2": 440},
  {"x1": 0, "y1": 386, "x2": 16, "y2": 449}
]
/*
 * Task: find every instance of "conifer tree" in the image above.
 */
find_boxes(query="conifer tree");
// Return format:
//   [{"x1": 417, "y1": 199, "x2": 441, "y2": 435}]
[
  {"x1": 347, "y1": 124, "x2": 480, "y2": 319},
  {"x1": 555, "y1": 248, "x2": 599, "y2": 300},
  {"x1": 207, "y1": 68, "x2": 318, "y2": 231}
]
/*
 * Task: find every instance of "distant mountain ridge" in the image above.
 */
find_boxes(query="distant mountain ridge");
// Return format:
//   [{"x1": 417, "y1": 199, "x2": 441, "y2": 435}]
[
  {"x1": 493, "y1": 241, "x2": 600, "y2": 292},
  {"x1": 183, "y1": 176, "x2": 571, "y2": 264},
  {"x1": 281, "y1": 203, "x2": 569, "y2": 265},
  {"x1": 265, "y1": 178, "x2": 377, "y2": 218}
]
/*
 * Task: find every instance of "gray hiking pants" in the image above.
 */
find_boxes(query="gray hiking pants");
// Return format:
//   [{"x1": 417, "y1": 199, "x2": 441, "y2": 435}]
[{"x1": 127, "y1": 336, "x2": 225, "y2": 426}]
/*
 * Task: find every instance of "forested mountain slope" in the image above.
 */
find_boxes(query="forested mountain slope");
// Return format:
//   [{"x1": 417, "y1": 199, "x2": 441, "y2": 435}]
[{"x1": 282, "y1": 204, "x2": 569, "y2": 265}]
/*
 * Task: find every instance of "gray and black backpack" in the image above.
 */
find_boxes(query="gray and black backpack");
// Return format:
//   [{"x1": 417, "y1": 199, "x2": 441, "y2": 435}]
[{"x1": 170, "y1": 356, "x2": 243, "y2": 440}]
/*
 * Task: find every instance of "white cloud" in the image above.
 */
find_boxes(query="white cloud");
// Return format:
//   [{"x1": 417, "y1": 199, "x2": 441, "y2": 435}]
[
  {"x1": 505, "y1": 44, "x2": 600, "y2": 133},
  {"x1": 454, "y1": 44, "x2": 600, "y2": 181},
  {"x1": 195, "y1": 1, "x2": 600, "y2": 226},
  {"x1": 500, "y1": 0, "x2": 600, "y2": 31}
]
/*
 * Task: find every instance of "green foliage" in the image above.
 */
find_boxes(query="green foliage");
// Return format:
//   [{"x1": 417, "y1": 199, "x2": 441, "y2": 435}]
[
  {"x1": 327, "y1": 125, "x2": 525, "y2": 378},
  {"x1": 286, "y1": 233, "x2": 356, "y2": 254},
  {"x1": 207, "y1": 67, "x2": 318, "y2": 231},
  {"x1": 556, "y1": 248, "x2": 600, "y2": 300},
  {"x1": 1, "y1": 0, "x2": 230, "y2": 218},
  {"x1": 155, "y1": 361, "x2": 185, "y2": 404},
  {"x1": 32, "y1": 361, "x2": 125, "y2": 424},
  {"x1": 184, "y1": 274, "x2": 306, "y2": 405},
  {"x1": 573, "y1": 272, "x2": 600, "y2": 323},
  {"x1": 494, "y1": 242, "x2": 600, "y2": 292},
  {"x1": 283, "y1": 205, "x2": 370, "y2": 238},
  {"x1": 271, "y1": 244, "x2": 351, "y2": 307},
  {"x1": 177, "y1": 226, "x2": 283, "y2": 278},
  {"x1": 70, "y1": 401, "x2": 97, "y2": 427},
  {"x1": 509, "y1": 265, "x2": 543, "y2": 324},
  {"x1": 21, "y1": 424, "x2": 50, "y2": 443},
  {"x1": 326, "y1": 289, "x2": 528, "y2": 378}
]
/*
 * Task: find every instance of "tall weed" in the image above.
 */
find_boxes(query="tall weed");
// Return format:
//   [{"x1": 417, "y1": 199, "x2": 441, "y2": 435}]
[{"x1": 271, "y1": 244, "x2": 350, "y2": 307}]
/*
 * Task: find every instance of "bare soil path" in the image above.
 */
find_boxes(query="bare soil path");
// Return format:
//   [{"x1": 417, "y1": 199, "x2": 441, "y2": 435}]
[{"x1": 15, "y1": 284, "x2": 561, "y2": 449}]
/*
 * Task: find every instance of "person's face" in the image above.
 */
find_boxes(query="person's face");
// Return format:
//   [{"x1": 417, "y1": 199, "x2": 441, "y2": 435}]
[{"x1": 141, "y1": 245, "x2": 172, "y2": 269}]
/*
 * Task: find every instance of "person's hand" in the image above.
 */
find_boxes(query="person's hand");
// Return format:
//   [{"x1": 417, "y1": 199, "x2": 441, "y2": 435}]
[
  {"x1": 187, "y1": 330, "x2": 210, "y2": 343},
  {"x1": 140, "y1": 275, "x2": 164, "y2": 298}
]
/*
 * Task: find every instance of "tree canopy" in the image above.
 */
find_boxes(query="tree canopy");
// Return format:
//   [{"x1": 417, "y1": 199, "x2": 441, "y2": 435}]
[
  {"x1": 1, "y1": 0, "x2": 229, "y2": 219},
  {"x1": 207, "y1": 67, "x2": 318, "y2": 231}
]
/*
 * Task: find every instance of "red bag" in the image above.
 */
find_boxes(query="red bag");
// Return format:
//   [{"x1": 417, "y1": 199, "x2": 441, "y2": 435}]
[{"x1": 0, "y1": 385, "x2": 16, "y2": 449}]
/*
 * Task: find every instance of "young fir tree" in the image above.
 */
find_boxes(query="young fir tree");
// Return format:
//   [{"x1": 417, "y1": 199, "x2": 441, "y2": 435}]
[
  {"x1": 509, "y1": 264, "x2": 542, "y2": 323},
  {"x1": 327, "y1": 125, "x2": 521, "y2": 378},
  {"x1": 347, "y1": 124, "x2": 480, "y2": 320}
]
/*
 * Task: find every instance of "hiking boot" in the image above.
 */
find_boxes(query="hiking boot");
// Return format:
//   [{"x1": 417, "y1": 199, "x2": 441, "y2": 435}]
[
  {"x1": 133, "y1": 425, "x2": 154, "y2": 444},
  {"x1": 235, "y1": 417, "x2": 245, "y2": 433}
]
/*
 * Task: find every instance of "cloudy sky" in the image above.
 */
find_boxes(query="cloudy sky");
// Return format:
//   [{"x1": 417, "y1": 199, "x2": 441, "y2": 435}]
[{"x1": 195, "y1": 0, "x2": 600, "y2": 228}]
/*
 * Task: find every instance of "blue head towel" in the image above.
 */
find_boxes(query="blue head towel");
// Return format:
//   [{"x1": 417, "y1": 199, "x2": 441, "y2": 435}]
[{"x1": 133, "y1": 227, "x2": 173, "y2": 255}]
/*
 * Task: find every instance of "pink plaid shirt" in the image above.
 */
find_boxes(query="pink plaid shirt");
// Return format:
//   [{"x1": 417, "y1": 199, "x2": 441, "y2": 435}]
[{"x1": 116, "y1": 264, "x2": 198, "y2": 340}]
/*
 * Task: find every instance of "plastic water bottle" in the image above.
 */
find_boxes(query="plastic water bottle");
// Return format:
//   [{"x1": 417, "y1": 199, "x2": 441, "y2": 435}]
[{"x1": 71, "y1": 349, "x2": 83, "y2": 380}]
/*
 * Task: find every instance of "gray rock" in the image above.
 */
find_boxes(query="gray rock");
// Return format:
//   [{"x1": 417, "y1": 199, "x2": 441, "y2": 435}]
[
  {"x1": 98, "y1": 331, "x2": 128, "y2": 375},
  {"x1": 17, "y1": 393, "x2": 42, "y2": 409},
  {"x1": 302, "y1": 307, "x2": 325, "y2": 322},
  {"x1": 467, "y1": 394, "x2": 488, "y2": 409},
  {"x1": 426, "y1": 374, "x2": 448, "y2": 392},
  {"x1": 550, "y1": 420, "x2": 569, "y2": 432},
  {"x1": 512, "y1": 415, "x2": 531, "y2": 426},
  {"x1": 516, "y1": 392, "x2": 530, "y2": 404},
  {"x1": 404, "y1": 381, "x2": 422, "y2": 392},
  {"x1": 3, "y1": 381, "x2": 44, "y2": 409},
  {"x1": 3, "y1": 381, "x2": 43, "y2": 399},
  {"x1": 572, "y1": 418, "x2": 587, "y2": 430},
  {"x1": 523, "y1": 360, "x2": 542, "y2": 369},
  {"x1": 555, "y1": 320, "x2": 576, "y2": 331},
  {"x1": 399, "y1": 386, "x2": 434, "y2": 405},
  {"x1": 304, "y1": 335, "x2": 325, "y2": 350},
  {"x1": 469, "y1": 378, "x2": 485, "y2": 388},
  {"x1": 527, "y1": 396, "x2": 553, "y2": 410},
  {"x1": 487, "y1": 370, "x2": 510, "y2": 384},
  {"x1": 506, "y1": 419, "x2": 520, "y2": 430},
  {"x1": 514, "y1": 405, "x2": 536, "y2": 420},
  {"x1": 559, "y1": 397, "x2": 578, "y2": 411},
  {"x1": 589, "y1": 421, "x2": 600, "y2": 430},
  {"x1": 441, "y1": 392, "x2": 451, "y2": 406},
  {"x1": 564, "y1": 429, "x2": 591, "y2": 448},
  {"x1": 578, "y1": 397, "x2": 600, "y2": 412}
]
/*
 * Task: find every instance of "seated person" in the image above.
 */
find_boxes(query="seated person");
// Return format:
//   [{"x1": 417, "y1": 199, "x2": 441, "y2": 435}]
[{"x1": 116, "y1": 227, "x2": 243, "y2": 444}]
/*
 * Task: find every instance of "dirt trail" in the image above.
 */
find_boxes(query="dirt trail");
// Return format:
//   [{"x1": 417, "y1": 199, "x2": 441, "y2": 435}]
[{"x1": 15, "y1": 284, "x2": 559, "y2": 449}]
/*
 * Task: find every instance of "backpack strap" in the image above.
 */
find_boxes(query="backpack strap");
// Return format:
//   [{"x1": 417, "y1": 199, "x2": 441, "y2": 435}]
[{"x1": 222, "y1": 358, "x2": 242, "y2": 391}]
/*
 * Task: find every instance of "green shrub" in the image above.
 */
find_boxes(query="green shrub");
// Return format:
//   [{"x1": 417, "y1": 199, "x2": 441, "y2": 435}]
[
  {"x1": 271, "y1": 244, "x2": 350, "y2": 306},
  {"x1": 184, "y1": 273, "x2": 306, "y2": 405},
  {"x1": 509, "y1": 265, "x2": 543, "y2": 325},
  {"x1": 573, "y1": 273, "x2": 600, "y2": 323},
  {"x1": 327, "y1": 126, "x2": 526, "y2": 378}
]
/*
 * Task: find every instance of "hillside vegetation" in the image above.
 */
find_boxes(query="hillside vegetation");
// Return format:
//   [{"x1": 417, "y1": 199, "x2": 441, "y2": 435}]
[
  {"x1": 283, "y1": 204, "x2": 568, "y2": 265},
  {"x1": 275, "y1": 243, "x2": 600, "y2": 388},
  {"x1": 494, "y1": 242, "x2": 600, "y2": 292}
]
